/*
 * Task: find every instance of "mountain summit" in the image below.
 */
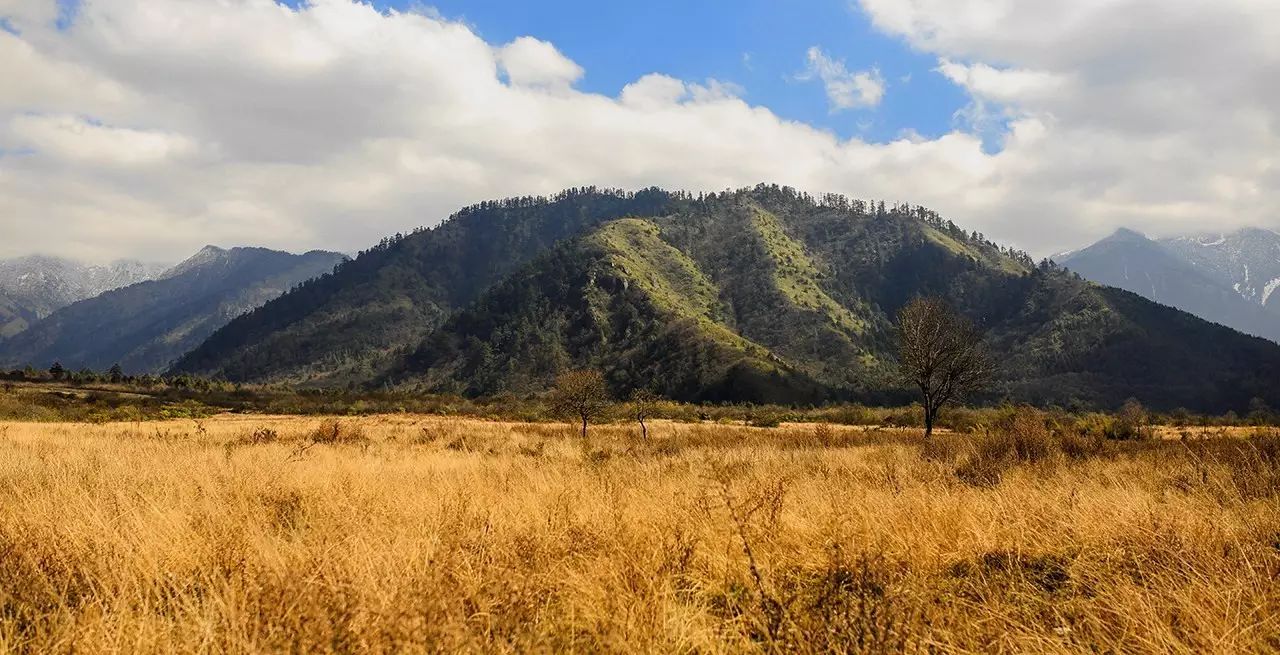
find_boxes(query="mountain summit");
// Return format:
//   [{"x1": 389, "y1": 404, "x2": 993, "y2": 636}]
[
  {"x1": 173, "y1": 186, "x2": 1280, "y2": 412},
  {"x1": 1057, "y1": 227, "x2": 1280, "y2": 343},
  {"x1": 0, "y1": 246, "x2": 346, "y2": 373},
  {"x1": 0, "y1": 255, "x2": 168, "y2": 338},
  {"x1": 1159, "y1": 227, "x2": 1280, "y2": 310}
]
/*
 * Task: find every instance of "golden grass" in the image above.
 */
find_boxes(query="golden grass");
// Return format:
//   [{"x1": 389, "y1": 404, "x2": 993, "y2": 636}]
[{"x1": 0, "y1": 415, "x2": 1277, "y2": 653}]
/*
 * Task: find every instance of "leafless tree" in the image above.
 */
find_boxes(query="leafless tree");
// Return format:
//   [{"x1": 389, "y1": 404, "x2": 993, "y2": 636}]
[
  {"x1": 628, "y1": 388, "x2": 660, "y2": 440},
  {"x1": 550, "y1": 369, "x2": 612, "y2": 439},
  {"x1": 896, "y1": 297, "x2": 994, "y2": 438}
]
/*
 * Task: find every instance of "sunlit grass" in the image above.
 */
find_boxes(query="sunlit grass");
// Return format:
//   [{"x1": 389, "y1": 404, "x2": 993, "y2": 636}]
[{"x1": 0, "y1": 415, "x2": 1276, "y2": 653}]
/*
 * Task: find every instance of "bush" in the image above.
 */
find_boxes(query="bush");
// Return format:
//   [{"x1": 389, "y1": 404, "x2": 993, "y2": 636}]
[
  {"x1": 309, "y1": 418, "x2": 367, "y2": 445},
  {"x1": 249, "y1": 426, "x2": 279, "y2": 444},
  {"x1": 747, "y1": 411, "x2": 785, "y2": 428},
  {"x1": 813, "y1": 423, "x2": 836, "y2": 447},
  {"x1": 949, "y1": 407, "x2": 1062, "y2": 487},
  {"x1": 1107, "y1": 399, "x2": 1154, "y2": 440}
]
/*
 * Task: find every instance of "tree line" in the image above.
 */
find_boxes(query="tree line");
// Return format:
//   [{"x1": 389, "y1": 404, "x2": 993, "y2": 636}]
[{"x1": 547, "y1": 295, "x2": 993, "y2": 439}]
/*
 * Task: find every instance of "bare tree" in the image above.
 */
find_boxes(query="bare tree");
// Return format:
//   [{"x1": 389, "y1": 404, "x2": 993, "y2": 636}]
[
  {"x1": 550, "y1": 369, "x2": 612, "y2": 439},
  {"x1": 629, "y1": 388, "x2": 660, "y2": 440},
  {"x1": 896, "y1": 297, "x2": 994, "y2": 438}
]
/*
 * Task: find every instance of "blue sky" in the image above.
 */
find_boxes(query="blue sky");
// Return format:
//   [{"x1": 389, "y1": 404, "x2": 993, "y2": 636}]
[{"x1": 313, "y1": 0, "x2": 968, "y2": 143}]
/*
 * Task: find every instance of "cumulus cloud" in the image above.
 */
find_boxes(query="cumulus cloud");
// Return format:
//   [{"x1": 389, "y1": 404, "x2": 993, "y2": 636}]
[
  {"x1": 859, "y1": 0, "x2": 1280, "y2": 248},
  {"x1": 0, "y1": 0, "x2": 1277, "y2": 263},
  {"x1": 496, "y1": 36, "x2": 583, "y2": 90},
  {"x1": 9, "y1": 114, "x2": 199, "y2": 165},
  {"x1": 800, "y1": 46, "x2": 886, "y2": 111}
]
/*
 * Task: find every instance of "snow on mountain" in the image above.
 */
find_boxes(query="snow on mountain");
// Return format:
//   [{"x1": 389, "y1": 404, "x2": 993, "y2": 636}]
[
  {"x1": 0, "y1": 255, "x2": 170, "y2": 337},
  {"x1": 1159, "y1": 227, "x2": 1280, "y2": 310}
]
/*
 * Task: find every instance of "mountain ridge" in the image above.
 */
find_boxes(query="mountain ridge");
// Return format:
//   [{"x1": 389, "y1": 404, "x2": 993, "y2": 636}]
[
  {"x1": 0, "y1": 255, "x2": 170, "y2": 338},
  {"x1": 172, "y1": 185, "x2": 1280, "y2": 412},
  {"x1": 1057, "y1": 227, "x2": 1280, "y2": 343},
  {"x1": 0, "y1": 246, "x2": 346, "y2": 373}
]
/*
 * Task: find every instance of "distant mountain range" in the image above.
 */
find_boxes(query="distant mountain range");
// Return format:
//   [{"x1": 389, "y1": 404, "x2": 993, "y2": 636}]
[
  {"x1": 168, "y1": 186, "x2": 1280, "y2": 412},
  {"x1": 0, "y1": 246, "x2": 345, "y2": 373},
  {"x1": 1056, "y1": 227, "x2": 1280, "y2": 343},
  {"x1": 0, "y1": 256, "x2": 169, "y2": 338}
]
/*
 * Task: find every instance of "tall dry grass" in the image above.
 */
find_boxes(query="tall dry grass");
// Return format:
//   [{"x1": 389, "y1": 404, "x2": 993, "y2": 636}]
[{"x1": 0, "y1": 414, "x2": 1276, "y2": 653}]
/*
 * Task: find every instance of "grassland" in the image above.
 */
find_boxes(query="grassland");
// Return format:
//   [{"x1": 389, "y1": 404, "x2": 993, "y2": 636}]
[{"x1": 1, "y1": 413, "x2": 1277, "y2": 653}]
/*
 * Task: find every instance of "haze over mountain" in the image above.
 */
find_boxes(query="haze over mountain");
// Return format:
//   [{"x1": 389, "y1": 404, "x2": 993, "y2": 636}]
[
  {"x1": 0, "y1": 256, "x2": 169, "y2": 339},
  {"x1": 0, "y1": 246, "x2": 346, "y2": 374},
  {"x1": 1056, "y1": 228, "x2": 1280, "y2": 343},
  {"x1": 173, "y1": 186, "x2": 1280, "y2": 413}
]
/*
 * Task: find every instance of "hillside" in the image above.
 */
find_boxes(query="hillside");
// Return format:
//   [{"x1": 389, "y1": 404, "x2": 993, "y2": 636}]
[
  {"x1": 173, "y1": 186, "x2": 1280, "y2": 412},
  {"x1": 1159, "y1": 227, "x2": 1280, "y2": 310},
  {"x1": 0, "y1": 255, "x2": 168, "y2": 338},
  {"x1": 0, "y1": 291, "x2": 34, "y2": 340},
  {"x1": 1056, "y1": 228, "x2": 1280, "y2": 342},
  {"x1": 0, "y1": 247, "x2": 345, "y2": 373},
  {"x1": 170, "y1": 188, "x2": 673, "y2": 384}
]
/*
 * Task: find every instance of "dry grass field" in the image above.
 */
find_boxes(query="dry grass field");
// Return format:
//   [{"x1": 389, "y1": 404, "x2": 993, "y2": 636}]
[{"x1": 0, "y1": 413, "x2": 1277, "y2": 653}]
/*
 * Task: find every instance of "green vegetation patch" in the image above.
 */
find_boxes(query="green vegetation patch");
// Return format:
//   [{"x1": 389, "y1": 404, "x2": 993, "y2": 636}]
[
  {"x1": 923, "y1": 225, "x2": 1028, "y2": 275},
  {"x1": 589, "y1": 218, "x2": 772, "y2": 358},
  {"x1": 749, "y1": 208, "x2": 867, "y2": 335}
]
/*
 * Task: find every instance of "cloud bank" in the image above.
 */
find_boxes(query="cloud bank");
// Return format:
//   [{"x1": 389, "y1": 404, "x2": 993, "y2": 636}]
[{"x1": 1, "y1": 0, "x2": 1277, "y2": 262}]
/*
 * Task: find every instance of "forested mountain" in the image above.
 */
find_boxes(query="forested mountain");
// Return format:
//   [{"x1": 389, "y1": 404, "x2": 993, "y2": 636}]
[
  {"x1": 171, "y1": 189, "x2": 672, "y2": 384},
  {"x1": 0, "y1": 246, "x2": 345, "y2": 373},
  {"x1": 0, "y1": 255, "x2": 168, "y2": 338},
  {"x1": 173, "y1": 186, "x2": 1280, "y2": 412}
]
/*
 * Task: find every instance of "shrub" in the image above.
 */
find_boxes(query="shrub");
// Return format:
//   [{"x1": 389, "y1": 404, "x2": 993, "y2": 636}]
[
  {"x1": 309, "y1": 418, "x2": 367, "y2": 445},
  {"x1": 416, "y1": 419, "x2": 460, "y2": 445},
  {"x1": 1059, "y1": 429, "x2": 1107, "y2": 459},
  {"x1": 249, "y1": 426, "x2": 279, "y2": 444},
  {"x1": 950, "y1": 407, "x2": 1061, "y2": 487},
  {"x1": 1107, "y1": 399, "x2": 1154, "y2": 440},
  {"x1": 813, "y1": 423, "x2": 836, "y2": 448},
  {"x1": 747, "y1": 412, "x2": 785, "y2": 428}
]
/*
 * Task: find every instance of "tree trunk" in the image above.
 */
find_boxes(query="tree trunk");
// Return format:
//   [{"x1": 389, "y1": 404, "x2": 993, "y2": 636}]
[
  {"x1": 639, "y1": 417, "x2": 648, "y2": 440},
  {"x1": 581, "y1": 415, "x2": 588, "y2": 439},
  {"x1": 923, "y1": 406, "x2": 935, "y2": 439}
]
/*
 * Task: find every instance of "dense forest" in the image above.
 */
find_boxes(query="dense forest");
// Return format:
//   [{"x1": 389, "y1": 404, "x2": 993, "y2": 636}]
[{"x1": 172, "y1": 185, "x2": 1280, "y2": 412}]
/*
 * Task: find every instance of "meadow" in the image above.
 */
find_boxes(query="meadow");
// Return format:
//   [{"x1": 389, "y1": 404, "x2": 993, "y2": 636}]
[{"x1": 0, "y1": 413, "x2": 1277, "y2": 653}]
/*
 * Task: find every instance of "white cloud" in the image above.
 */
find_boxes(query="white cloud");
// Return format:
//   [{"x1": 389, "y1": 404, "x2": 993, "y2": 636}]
[
  {"x1": 496, "y1": 36, "x2": 583, "y2": 90},
  {"x1": 858, "y1": 0, "x2": 1280, "y2": 249},
  {"x1": 0, "y1": 0, "x2": 1277, "y2": 263},
  {"x1": 9, "y1": 114, "x2": 199, "y2": 165},
  {"x1": 800, "y1": 46, "x2": 886, "y2": 111}
]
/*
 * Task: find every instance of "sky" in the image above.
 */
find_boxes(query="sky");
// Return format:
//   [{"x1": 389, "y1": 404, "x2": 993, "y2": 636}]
[{"x1": 1, "y1": 0, "x2": 1278, "y2": 263}]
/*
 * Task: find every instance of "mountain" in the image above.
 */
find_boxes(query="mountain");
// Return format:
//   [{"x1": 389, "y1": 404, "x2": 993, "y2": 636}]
[
  {"x1": 1159, "y1": 228, "x2": 1280, "y2": 311},
  {"x1": 171, "y1": 188, "x2": 673, "y2": 385},
  {"x1": 173, "y1": 186, "x2": 1280, "y2": 412},
  {"x1": 0, "y1": 246, "x2": 346, "y2": 373},
  {"x1": 1056, "y1": 228, "x2": 1280, "y2": 343},
  {"x1": 0, "y1": 255, "x2": 168, "y2": 338}
]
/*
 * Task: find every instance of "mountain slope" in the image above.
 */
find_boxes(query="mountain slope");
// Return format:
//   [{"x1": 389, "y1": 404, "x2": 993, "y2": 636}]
[
  {"x1": 0, "y1": 255, "x2": 168, "y2": 338},
  {"x1": 0, "y1": 247, "x2": 345, "y2": 373},
  {"x1": 176, "y1": 186, "x2": 1280, "y2": 412},
  {"x1": 0, "y1": 291, "x2": 35, "y2": 340},
  {"x1": 170, "y1": 188, "x2": 673, "y2": 384},
  {"x1": 1159, "y1": 228, "x2": 1280, "y2": 310},
  {"x1": 1055, "y1": 228, "x2": 1280, "y2": 342},
  {"x1": 392, "y1": 218, "x2": 826, "y2": 403}
]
